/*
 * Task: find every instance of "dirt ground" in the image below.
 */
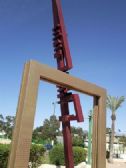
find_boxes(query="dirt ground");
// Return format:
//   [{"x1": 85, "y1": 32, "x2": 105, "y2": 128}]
[{"x1": 106, "y1": 159, "x2": 126, "y2": 168}]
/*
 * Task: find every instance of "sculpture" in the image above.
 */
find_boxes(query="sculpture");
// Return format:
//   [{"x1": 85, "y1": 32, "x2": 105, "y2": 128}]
[{"x1": 7, "y1": 1, "x2": 106, "y2": 168}]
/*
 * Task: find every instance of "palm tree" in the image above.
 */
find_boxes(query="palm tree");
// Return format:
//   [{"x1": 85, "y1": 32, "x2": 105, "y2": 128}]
[{"x1": 107, "y1": 95, "x2": 125, "y2": 163}]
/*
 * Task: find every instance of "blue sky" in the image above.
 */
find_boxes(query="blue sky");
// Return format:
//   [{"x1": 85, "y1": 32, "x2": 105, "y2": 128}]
[{"x1": 0, "y1": 0, "x2": 126, "y2": 132}]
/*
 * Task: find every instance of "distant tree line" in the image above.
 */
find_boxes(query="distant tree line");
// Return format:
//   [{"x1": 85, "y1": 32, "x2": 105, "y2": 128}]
[{"x1": 32, "y1": 114, "x2": 88, "y2": 147}]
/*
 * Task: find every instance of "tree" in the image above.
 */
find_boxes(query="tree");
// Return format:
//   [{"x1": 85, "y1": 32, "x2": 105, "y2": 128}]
[
  {"x1": 0, "y1": 114, "x2": 4, "y2": 131},
  {"x1": 71, "y1": 126, "x2": 84, "y2": 137},
  {"x1": 4, "y1": 116, "x2": 15, "y2": 139},
  {"x1": 32, "y1": 126, "x2": 43, "y2": 144},
  {"x1": 0, "y1": 114, "x2": 15, "y2": 139},
  {"x1": 107, "y1": 95, "x2": 125, "y2": 163},
  {"x1": 32, "y1": 115, "x2": 60, "y2": 144},
  {"x1": 71, "y1": 126, "x2": 86, "y2": 147},
  {"x1": 41, "y1": 115, "x2": 60, "y2": 142}
]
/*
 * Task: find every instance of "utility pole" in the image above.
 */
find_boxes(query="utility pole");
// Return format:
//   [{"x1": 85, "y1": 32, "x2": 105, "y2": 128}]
[{"x1": 87, "y1": 110, "x2": 93, "y2": 165}]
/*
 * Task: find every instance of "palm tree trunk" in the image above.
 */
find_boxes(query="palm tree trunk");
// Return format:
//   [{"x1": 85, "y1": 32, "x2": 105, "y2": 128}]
[{"x1": 108, "y1": 114, "x2": 116, "y2": 163}]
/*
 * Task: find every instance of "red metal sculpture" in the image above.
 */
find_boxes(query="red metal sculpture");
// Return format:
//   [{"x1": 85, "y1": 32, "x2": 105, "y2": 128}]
[{"x1": 52, "y1": 0, "x2": 84, "y2": 167}]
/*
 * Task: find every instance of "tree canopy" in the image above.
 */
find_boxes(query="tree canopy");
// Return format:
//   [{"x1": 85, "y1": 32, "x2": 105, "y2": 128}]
[
  {"x1": 107, "y1": 95, "x2": 125, "y2": 113},
  {"x1": 32, "y1": 115, "x2": 60, "y2": 143},
  {"x1": 41, "y1": 115, "x2": 60, "y2": 140},
  {"x1": 0, "y1": 114, "x2": 4, "y2": 131},
  {"x1": 71, "y1": 126, "x2": 84, "y2": 137},
  {"x1": 0, "y1": 114, "x2": 15, "y2": 139}
]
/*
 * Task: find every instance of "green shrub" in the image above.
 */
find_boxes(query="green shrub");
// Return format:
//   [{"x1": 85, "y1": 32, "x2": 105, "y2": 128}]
[
  {"x1": 0, "y1": 143, "x2": 87, "y2": 167},
  {"x1": 49, "y1": 144, "x2": 65, "y2": 165},
  {"x1": 0, "y1": 143, "x2": 45, "y2": 168},
  {"x1": 49, "y1": 145, "x2": 87, "y2": 166},
  {"x1": 73, "y1": 146, "x2": 87, "y2": 165},
  {"x1": 29, "y1": 144, "x2": 46, "y2": 167},
  {"x1": 0, "y1": 144, "x2": 10, "y2": 168},
  {"x1": 72, "y1": 136, "x2": 84, "y2": 147}
]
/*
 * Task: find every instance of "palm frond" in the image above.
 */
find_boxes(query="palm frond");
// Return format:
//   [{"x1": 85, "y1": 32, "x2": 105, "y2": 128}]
[
  {"x1": 107, "y1": 95, "x2": 125, "y2": 112},
  {"x1": 115, "y1": 96, "x2": 125, "y2": 110}
]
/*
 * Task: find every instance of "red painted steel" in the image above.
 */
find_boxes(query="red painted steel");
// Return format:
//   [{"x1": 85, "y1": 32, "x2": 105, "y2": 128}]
[
  {"x1": 52, "y1": 0, "x2": 72, "y2": 71},
  {"x1": 52, "y1": 0, "x2": 84, "y2": 167}
]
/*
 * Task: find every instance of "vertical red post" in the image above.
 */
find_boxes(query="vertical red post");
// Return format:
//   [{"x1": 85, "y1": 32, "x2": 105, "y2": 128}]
[
  {"x1": 60, "y1": 103, "x2": 74, "y2": 168},
  {"x1": 52, "y1": 0, "x2": 84, "y2": 167}
]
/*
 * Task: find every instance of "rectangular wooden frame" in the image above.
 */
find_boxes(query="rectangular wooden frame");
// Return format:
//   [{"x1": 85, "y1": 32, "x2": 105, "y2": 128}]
[{"x1": 8, "y1": 60, "x2": 106, "y2": 168}]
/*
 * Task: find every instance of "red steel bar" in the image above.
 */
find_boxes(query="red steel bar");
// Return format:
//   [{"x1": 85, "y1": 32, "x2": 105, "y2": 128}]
[
  {"x1": 52, "y1": 1, "x2": 84, "y2": 167},
  {"x1": 52, "y1": 0, "x2": 73, "y2": 71}
]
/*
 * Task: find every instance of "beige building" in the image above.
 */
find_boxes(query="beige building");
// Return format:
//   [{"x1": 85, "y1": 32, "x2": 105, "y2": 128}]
[{"x1": 106, "y1": 133, "x2": 126, "y2": 155}]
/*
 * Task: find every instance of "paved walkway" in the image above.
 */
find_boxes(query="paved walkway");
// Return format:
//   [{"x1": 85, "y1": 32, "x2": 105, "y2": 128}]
[
  {"x1": 106, "y1": 159, "x2": 126, "y2": 168},
  {"x1": 39, "y1": 159, "x2": 126, "y2": 168}
]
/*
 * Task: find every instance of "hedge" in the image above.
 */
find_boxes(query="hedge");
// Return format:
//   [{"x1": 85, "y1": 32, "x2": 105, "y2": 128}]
[
  {"x1": 29, "y1": 144, "x2": 45, "y2": 167},
  {"x1": 49, "y1": 144, "x2": 87, "y2": 166},
  {"x1": 73, "y1": 146, "x2": 87, "y2": 165},
  {"x1": 49, "y1": 144, "x2": 65, "y2": 165},
  {"x1": 72, "y1": 136, "x2": 84, "y2": 147},
  {"x1": 0, "y1": 143, "x2": 45, "y2": 168},
  {"x1": 0, "y1": 144, "x2": 10, "y2": 168}
]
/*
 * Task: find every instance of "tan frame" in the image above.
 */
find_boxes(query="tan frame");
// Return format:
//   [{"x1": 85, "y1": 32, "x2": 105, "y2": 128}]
[{"x1": 7, "y1": 60, "x2": 106, "y2": 168}]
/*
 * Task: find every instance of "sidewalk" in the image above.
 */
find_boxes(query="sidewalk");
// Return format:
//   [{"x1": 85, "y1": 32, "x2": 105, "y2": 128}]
[
  {"x1": 106, "y1": 159, "x2": 126, "y2": 168},
  {"x1": 38, "y1": 159, "x2": 126, "y2": 168}
]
